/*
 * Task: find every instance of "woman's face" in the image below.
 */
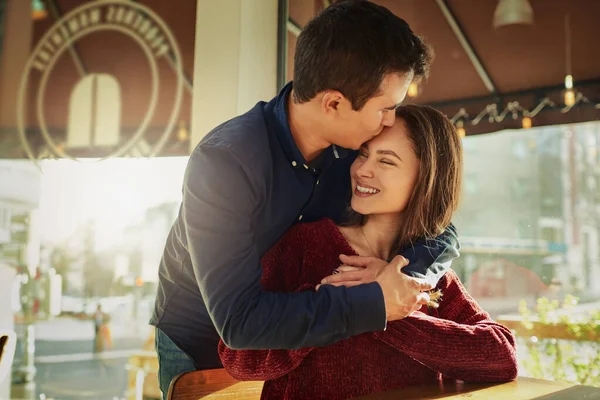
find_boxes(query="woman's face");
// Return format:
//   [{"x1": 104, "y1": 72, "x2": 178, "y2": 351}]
[{"x1": 350, "y1": 119, "x2": 420, "y2": 217}]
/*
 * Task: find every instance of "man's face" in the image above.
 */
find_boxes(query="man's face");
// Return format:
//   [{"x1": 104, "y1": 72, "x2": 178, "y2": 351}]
[{"x1": 327, "y1": 72, "x2": 413, "y2": 150}]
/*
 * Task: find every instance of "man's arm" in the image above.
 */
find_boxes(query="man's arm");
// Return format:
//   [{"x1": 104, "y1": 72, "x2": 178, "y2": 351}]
[
  {"x1": 217, "y1": 227, "x2": 316, "y2": 381},
  {"x1": 184, "y1": 145, "x2": 385, "y2": 350},
  {"x1": 320, "y1": 226, "x2": 460, "y2": 289},
  {"x1": 317, "y1": 227, "x2": 459, "y2": 314},
  {"x1": 400, "y1": 224, "x2": 460, "y2": 286}
]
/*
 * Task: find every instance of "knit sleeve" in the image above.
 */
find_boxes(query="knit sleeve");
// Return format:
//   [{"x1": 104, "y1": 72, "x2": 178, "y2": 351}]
[
  {"x1": 374, "y1": 270, "x2": 518, "y2": 382},
  {"x1": 218, "y1": 225, "x2": 313, "y2": 381}
]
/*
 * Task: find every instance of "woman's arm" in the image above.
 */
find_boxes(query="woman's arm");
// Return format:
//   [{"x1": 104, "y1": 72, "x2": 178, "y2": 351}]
[
  {"x1": 218, "y1": 337, "x2": 311, "y2": 381},
  {"x1": 375, "y1": 270, "x2": 518, "y2": 382},
  {"x1": 217, "y1": 224, "x2": 313, "y2": 381}
]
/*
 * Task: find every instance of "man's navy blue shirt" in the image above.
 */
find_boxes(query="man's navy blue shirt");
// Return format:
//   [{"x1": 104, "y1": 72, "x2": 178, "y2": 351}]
[{"x1": 150, "y1": 83, "x2": 459, "y2": 369}]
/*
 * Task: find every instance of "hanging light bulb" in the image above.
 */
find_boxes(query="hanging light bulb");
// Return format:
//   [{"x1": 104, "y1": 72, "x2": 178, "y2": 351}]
[
  {"x1": 493, "y1": 0, "x2": 534, "y2": 29},
  {"x1": 456, "y1": 120, "x2": 466, "y2": 138},
  {"x1": 407, "y1": 82, "x2": 420, "y2": 98},
  {"x1": 563, "y1": 74, "x2": 576, "y2": 107},
  {"x1": 562, "y1": 16, "x2": 576, "y2": 107},
  {"x1": 32, "y1": 0, "x2": 48, "y2": 21},
  {"x1": 521, "y1": 116, "x2": 532, "y2": 129},
  {"x1": 177, "y1": 120, "x2": 189, "y2": 141},
  {"x1": 564, "y1": 74, "x2": 573, "y2": 90}
]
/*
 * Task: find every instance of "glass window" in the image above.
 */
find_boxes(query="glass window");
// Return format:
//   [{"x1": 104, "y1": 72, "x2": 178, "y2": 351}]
[
  {"x1": 464, "y1": 173, "x2": 478, "y2": 194},
  {"x1": 511, "y1": 139, "x2": 528, "y2": 159}
]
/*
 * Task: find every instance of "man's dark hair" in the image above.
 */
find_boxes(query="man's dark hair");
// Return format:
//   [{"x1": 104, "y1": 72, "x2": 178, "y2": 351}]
[{"x1": 292, "y1": 0, "x2": 433, "y2": 110}]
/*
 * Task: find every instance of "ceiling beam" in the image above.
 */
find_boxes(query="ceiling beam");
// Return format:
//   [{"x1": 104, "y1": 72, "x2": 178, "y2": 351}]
[
  {"x1": 435, "y1": 0, "x2": 498, "y2": 94},
  {"x1": 287, "y1": 18, "x2": 301, "y2": 37}
]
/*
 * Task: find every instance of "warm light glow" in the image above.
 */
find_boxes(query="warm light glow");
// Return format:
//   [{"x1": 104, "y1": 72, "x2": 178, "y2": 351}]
[
  {"x1": 38, "y1": 157, "x2": 189, "y2": 255},
  {"x1": 521, "y1": 116, "x2": 532, "y2": 129},
  {"x1": 177, "y1": 120, "x2": 189, "y2": 141},
  {"x1": 563, "y1": 89, "x2": 576, "y2": 107},
  {"x1": 456, "y1": 120, "x2": 466, "y2": 138},
  {"x1": 32, "y1": 9, "x2": 48, "y2": 20},
  {"x1": 407, "y1": 82, "x2": 419, "y2": 98},
  {"x1": 32, "y1": 0, "x2": 47, "y2": 20}
]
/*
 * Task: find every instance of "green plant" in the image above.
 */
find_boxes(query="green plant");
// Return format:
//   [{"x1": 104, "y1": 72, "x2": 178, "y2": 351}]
[{"x1": 517, "y1": 295, "x2": 600, "y2": 387}]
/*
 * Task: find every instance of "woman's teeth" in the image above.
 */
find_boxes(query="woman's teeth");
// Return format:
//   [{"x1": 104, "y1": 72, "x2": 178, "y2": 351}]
[{"x1": 356, "y1": 184, "x2": 380, "y2": 194}]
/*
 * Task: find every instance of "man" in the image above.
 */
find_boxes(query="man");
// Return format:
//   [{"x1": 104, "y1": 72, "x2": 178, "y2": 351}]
[{"x1": 151, "y1": 0, "x2": 460, "y2": 395}]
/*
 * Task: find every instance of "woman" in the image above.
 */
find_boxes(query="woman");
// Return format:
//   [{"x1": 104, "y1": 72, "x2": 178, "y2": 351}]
[{"x1": 218, "y1": 105, "x2": 518, "y2": 400}]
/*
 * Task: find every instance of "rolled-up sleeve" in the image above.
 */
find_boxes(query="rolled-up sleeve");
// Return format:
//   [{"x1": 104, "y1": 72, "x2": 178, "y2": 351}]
[
  {"x1": 400, "y1": 224, "x2": 460, "y2": 286},
  {"x1": 183, "y1": 145, "x2": 386, "y2": 350}
]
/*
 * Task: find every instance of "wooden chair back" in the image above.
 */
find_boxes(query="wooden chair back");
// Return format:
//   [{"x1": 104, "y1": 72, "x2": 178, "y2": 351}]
[{"x1": 167, "y1": 368, "x2": 263, "y2": 400}]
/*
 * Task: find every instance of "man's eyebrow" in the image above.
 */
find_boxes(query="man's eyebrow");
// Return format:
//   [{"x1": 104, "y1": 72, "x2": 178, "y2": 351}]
[
  {"x1": 383, "y1": 103, "x2": 401, "y2": 111},
  {"x1": 376, "y1": 149, "x2": 402, "y2": 162}
]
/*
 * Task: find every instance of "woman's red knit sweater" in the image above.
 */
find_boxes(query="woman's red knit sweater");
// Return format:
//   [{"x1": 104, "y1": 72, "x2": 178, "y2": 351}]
[{"x1": 218, "y1": 219, "x2": 518, "y2": 400}]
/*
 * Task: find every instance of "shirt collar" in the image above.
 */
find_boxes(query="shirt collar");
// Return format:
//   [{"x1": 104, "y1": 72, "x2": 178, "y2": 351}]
[{"x1": 268, "y1": 82, "x2": 350, "y2": 170}]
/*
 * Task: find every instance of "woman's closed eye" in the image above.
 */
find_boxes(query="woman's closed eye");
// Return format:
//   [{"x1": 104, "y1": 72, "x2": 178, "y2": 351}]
[{"x1": 380, "y1": 158, "x2": 396, "y2": 166}]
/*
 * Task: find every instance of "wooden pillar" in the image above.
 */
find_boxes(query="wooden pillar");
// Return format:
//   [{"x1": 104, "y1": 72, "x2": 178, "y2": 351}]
[{"x1": 0, "y1": 0, "x2": 33, "y2": 128}]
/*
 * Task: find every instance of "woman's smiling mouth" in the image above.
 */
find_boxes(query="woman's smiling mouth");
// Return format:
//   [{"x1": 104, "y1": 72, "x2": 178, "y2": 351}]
[{"x1": 355, "y1": 183, "x2": 380, "y2": 197}]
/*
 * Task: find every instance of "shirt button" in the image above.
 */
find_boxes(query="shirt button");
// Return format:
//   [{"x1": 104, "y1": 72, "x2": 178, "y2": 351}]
[
  {"x1": 303, "y1": 164, "x2": 309, "y2": 169},
  {"x1": 316, "y1": 180, "x2": 320, "y2": 185},
  {"x1": 292, "y1": 161, "x2": 297, "y2": 167},
  {"x1": 298, "y1": 215, "x2": 303, "y2": 221}
]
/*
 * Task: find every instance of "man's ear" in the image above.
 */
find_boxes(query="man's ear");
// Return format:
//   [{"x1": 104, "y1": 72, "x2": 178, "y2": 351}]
[{"x1": 321, "y1": 90, "x2": 347, "y2": 115}]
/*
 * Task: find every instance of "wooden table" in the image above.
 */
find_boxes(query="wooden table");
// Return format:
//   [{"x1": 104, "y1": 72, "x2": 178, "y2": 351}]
[
  {"x1": 354, "y1": 377, "x2": 600, "y2": 400},
  {"x1": 168, "y1": 371, "x2": 600, "y2": 400}
]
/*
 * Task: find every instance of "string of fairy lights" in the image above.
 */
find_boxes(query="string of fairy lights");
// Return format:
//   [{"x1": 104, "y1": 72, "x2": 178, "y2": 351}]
[{"x1": 407, "y1": 76, "x2": 600, "y2": 138}]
